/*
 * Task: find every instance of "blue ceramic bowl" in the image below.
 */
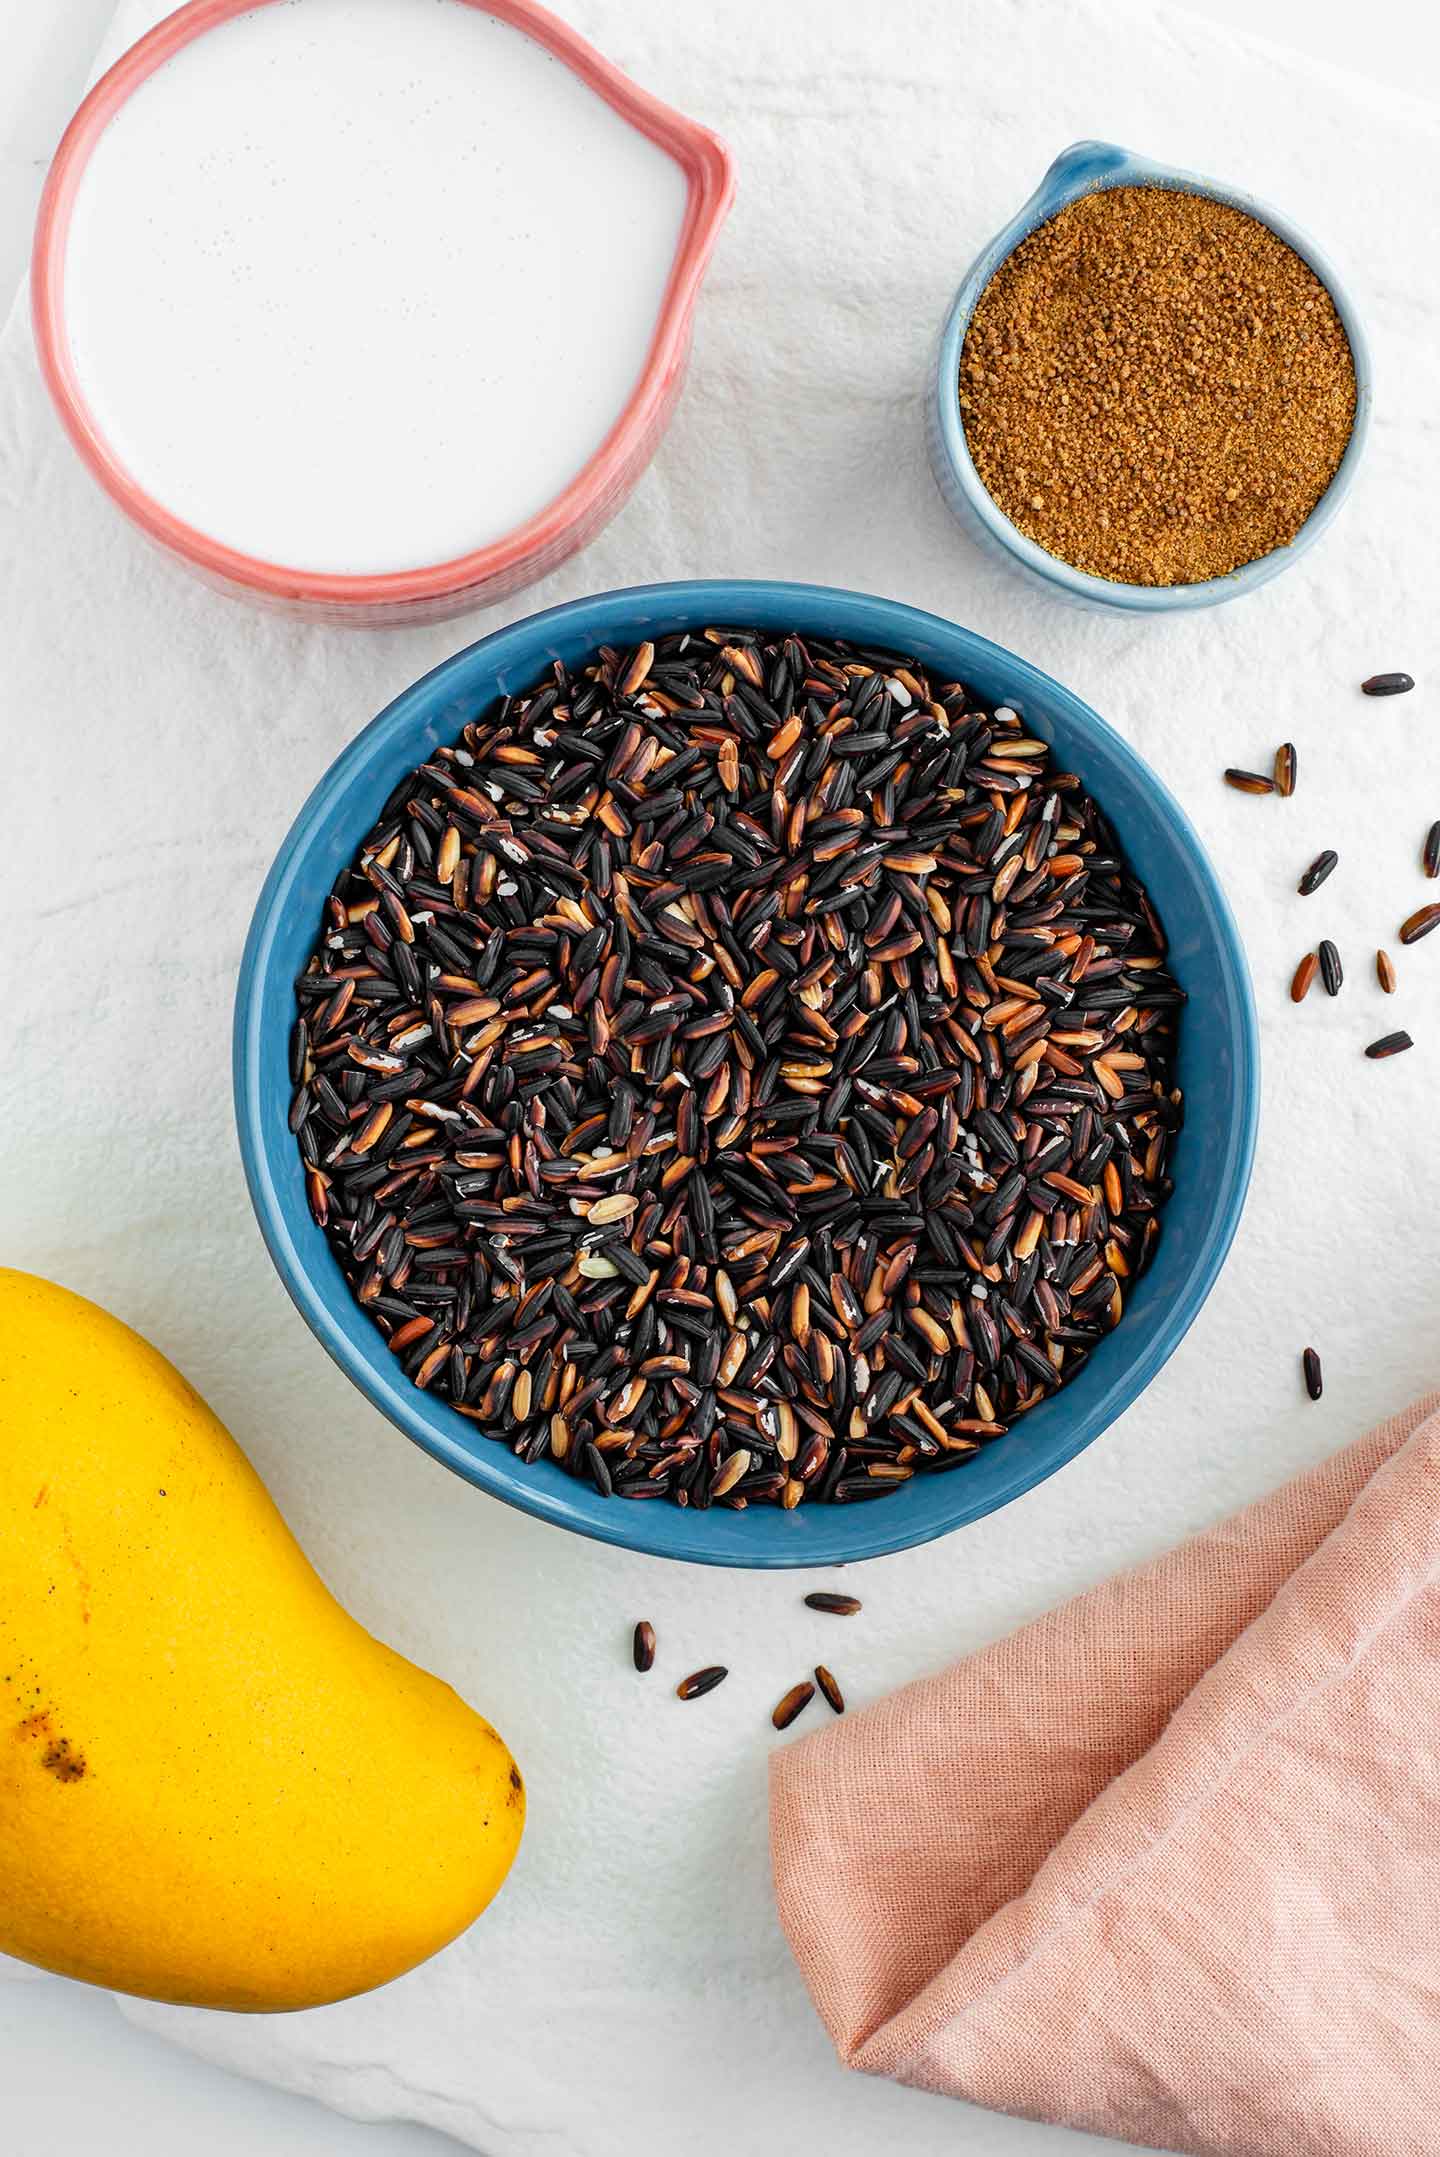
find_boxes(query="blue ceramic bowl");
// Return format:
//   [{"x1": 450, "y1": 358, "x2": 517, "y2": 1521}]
[
  {"x1": 929, "y1": 141, "x2": 1373, "y2": 613},
  {"x1": 234, "y1": 581, "x2": 1259, "y2": 1568}
]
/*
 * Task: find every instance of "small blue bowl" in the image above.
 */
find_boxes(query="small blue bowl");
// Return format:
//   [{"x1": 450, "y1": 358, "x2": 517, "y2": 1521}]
[
  {"x1": 929, "y1": 140, "x2": 1373, "y2": 613},
  {"x1": 234, "y1": 581, "x2": 1259, "y2": 1568}
]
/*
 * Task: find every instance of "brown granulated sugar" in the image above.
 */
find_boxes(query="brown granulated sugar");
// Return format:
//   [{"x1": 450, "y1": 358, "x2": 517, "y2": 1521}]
[{"x1": 959, "y1": 186, "x2": 1357, "y2": 586}]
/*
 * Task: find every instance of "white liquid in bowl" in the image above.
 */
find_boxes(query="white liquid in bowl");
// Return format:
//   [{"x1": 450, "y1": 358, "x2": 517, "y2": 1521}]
[{"x1": 61, "y1": 0, "x2": 689, "y2": 577}]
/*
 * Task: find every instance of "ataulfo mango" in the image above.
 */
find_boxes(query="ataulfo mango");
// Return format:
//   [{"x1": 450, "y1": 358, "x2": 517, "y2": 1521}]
[{"x1": 0, "y1": 1268, "x2": 523, "y2": 2010}]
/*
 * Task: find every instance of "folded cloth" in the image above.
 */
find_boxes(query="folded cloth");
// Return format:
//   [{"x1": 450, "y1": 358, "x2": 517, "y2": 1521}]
[{"x1": 771, "y1": 1396, "x2": 1440, "y2": 2157}]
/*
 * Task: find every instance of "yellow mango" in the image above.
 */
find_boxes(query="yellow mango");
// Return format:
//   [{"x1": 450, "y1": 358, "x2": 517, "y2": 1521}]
[{"x1": 0, "y1": 1268, "x2": 523, "y2": 2010}]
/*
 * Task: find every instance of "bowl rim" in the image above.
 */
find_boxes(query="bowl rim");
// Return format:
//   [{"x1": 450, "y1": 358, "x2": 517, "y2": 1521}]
[
  {"x1": 233, "y1": 578, "x2": 1261, "y2": 1568},
  {"x1": 933, "y1": 138, "x2": 1374, "y2": 612},
  {"x1": 30, "y1": 0, "x2": 735, "y2": 611}
]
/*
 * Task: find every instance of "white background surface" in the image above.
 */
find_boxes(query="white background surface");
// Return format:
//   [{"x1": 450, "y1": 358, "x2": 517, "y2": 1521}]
[{"x1": 1, "y1": 3, "x2": 1437, "y2": 2155}]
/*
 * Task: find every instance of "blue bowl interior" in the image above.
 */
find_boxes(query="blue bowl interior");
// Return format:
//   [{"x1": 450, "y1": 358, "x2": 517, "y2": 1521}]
[
  {"x1": 235, "y1": 581, "x2": 1259, "y2": 1567},
  {"x1": 931, "y1": 140, "x2": 1374, "y2": 613}
]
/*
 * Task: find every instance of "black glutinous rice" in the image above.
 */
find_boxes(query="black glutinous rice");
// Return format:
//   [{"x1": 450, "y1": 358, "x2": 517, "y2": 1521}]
[{"x1": 288, "y1": 629, "x2": 1184, "y2": 1514}]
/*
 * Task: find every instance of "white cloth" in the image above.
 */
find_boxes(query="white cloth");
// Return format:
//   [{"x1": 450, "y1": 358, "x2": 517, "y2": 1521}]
[{"x1": 1, "y1": 3, "x2": 1437, "y2": 2152}]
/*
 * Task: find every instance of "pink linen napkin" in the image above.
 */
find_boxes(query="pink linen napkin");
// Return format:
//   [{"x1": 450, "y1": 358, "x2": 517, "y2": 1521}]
[{"x1": 771, "y1": 1396, "x2": 1440, "y2": 2156}]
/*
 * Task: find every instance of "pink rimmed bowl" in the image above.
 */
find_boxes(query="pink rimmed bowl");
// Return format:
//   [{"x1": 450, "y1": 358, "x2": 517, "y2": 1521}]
[{"x1": 32, "y1": 0, "x2": 735, "y2": 625}]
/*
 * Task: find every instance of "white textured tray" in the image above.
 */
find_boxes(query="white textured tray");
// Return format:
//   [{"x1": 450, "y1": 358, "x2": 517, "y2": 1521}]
[{"x1": 2, "y1": 3, "x2": 1437, "y2": 2152}]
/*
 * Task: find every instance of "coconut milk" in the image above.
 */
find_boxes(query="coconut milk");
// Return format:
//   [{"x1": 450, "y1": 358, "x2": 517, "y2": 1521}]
[{"x1": 62, "y1": 0, "x2": 689, "y2": 575}]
